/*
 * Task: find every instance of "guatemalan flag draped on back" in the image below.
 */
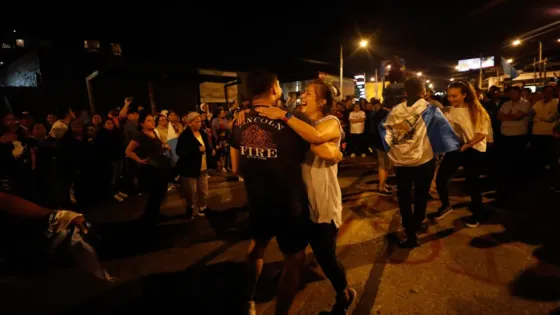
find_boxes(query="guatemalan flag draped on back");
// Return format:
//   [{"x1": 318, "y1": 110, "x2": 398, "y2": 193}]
[{"x1": 379, "y1": 99, "x2": 460, "y2": 167}]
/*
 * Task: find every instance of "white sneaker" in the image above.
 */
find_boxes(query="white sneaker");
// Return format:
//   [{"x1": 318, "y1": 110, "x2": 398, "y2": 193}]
[{"x1": 113, "y1": 194, "x2": 124, "y2": 203}]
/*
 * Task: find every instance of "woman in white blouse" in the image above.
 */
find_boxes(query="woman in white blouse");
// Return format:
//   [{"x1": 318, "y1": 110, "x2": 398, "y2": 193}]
[{"x1": 434, "y1": 81, "x2": 491, "y2": 228}]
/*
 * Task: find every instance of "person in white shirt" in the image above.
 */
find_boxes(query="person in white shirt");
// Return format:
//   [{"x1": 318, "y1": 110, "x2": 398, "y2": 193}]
[
  {"x1": 348, "y1": 104, "x2": 366, "y2": 157},
  {"x1": 497, "y1": 86, "x2": 532, "y2": 204},
  {"x1": 48, "y1": 107, "x2": 76, "y2": 140},
  {"x1": 434, "y1": 81, "x2": 491, "y2": 228},
  {"x1": 530, "y1": 85, "x2": 559, "y2": 173}
]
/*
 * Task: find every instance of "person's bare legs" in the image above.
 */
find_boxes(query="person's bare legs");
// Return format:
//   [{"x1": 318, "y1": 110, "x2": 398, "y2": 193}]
[
  {"x1": 378, "y1": 166, "x2": 388, "y2": 191},
  {"x1": 246, "y1": 238, "x2": 271, "y2": 302},
  {"x1": 275, "y1": 250, "x2": 306, "y2": 315}
]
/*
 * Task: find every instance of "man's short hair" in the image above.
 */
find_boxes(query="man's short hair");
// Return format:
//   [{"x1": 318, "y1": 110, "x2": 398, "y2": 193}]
[
  {"x1": 404, "y1": 77, "x2": 424, "y2": 97},
  {"x1": 247, "y1": 69, "x2": 278, "y2": 98},
  {"x1": 510, "y1": 86, "x2": 521, "y2": 93}
]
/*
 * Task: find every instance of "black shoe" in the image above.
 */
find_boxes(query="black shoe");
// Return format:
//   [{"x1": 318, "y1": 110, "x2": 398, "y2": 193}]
[
  {"x1": 418, "y1": 222, "x2": 429, "y2": 234},
  {"x1": 434, "y1": 206, "x2": 453, "y2": 221},
  {"x1": 331, "y1": 287, "x2": 357, "y2": 315},
  {"x1": 464, "y1": 216, "x2": 480, "y2": 228},
  {"x1": 398, "y1": 238, "x2": 420, "y2": 249},
  {"x1": 185, "y1": 207, "x2": 193, "y2": 219}
]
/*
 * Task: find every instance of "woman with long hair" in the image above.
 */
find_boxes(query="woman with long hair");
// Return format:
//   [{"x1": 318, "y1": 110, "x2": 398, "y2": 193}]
[
  {"x1": 434, "y1": 81, "x2": 491, "y2": 227},
  {"x1": 254, "y1": 79, "x2": 356, "y2": 314},
  {"x1": 125, "y1": 113, "x2": 171, "y2": 223}
]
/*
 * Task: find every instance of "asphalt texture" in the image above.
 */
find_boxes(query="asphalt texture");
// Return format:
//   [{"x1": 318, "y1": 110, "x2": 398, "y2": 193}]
[{"x1": 2, "y1": 158, "x2": 560, "y2": 315}]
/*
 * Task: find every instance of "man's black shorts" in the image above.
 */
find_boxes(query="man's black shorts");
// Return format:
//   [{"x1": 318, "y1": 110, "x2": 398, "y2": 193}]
[{"x1": 249, "y1": 211, "x2": 308, "y2": 255}]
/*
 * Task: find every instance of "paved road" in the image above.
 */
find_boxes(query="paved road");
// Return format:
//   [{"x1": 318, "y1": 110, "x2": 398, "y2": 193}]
[{"x1": 2, "y1": 161, "x2": 560, "y2": 315}]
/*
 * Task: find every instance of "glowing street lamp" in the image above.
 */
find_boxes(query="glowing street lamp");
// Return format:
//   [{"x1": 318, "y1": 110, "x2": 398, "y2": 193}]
[
  {"x1": 370, "y1": 77, "x2": 375, "y2": 82},
  {"x1": 450, "y1": 78, "x2": 455, "y2": 81},
  {"x1": 417, "y1": 72, "x2": 423, "y2": 77},
  {"x1": 512, "y1": 39, "x2": 521, "y2": 46},
  {"x1": 507, "y1": 58, "x2": 513, "y2": 64},
  {"x1": 428, "y1": 83, "x2": 434, "y2": 89},
  {"x1": 426, "y1": 80, "x2": 430, "y2": 83},
  {"x1": 340, "y1": 39, "x2": 370, "y2": 99},
  {"x1": 455, "y1": 65, "x2": 460, "y2": 70}
]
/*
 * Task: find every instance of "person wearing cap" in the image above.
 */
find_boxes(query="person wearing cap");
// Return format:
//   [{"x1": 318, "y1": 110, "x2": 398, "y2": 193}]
[{"x1": 176, "y1": 112, "x2": 215, "y2": 218}]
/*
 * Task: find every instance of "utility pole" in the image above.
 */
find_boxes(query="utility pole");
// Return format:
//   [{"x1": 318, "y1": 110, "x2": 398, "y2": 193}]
[
  {"x1": 339, "y1": 44, "x2": 344, "y2": 100},
  {"x1": 479, "y1": 53, "x2": 483, "y2": 89}
]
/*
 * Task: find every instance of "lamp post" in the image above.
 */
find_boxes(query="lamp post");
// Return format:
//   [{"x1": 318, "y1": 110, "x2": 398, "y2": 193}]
[{"x1": 339, "y1": 40, "x2": 369, "y2": 100}]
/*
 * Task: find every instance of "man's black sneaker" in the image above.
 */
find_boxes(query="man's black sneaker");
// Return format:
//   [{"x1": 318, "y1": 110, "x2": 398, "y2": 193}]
[
  {"x1": 418, "y1": 222, "x2": 429, "y2": 234},
  {"x1": 398, "y1": 238, "x2": 420, "y2": 249},
  {"x1": 331, "y1": 287, "x2": 357, "y2": 315},
  {"x1": 434, "y1": 206, "x2": 453, "y2": 220},
  {"x1": 185, "y1": 207, "x2": 194, "y2": 220},
  {"x1": 464, "y1": 216, "x2": 480, "y2": 228}
]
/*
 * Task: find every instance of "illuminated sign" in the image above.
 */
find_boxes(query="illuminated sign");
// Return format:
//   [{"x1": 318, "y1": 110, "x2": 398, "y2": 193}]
[
  {"x1": 354, "y1": 74, "x2": 366, "y2": 99},
  {"x1": 457, "y1": 56, "x2": 495, "y2": 72}
]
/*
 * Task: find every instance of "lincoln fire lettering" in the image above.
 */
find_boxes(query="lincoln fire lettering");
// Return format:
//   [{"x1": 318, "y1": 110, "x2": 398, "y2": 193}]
[{"x1": 240, "y1": 125, "x2": 278, "y2": 160}]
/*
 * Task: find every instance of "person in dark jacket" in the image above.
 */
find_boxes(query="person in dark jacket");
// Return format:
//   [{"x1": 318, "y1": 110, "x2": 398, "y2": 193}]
[
  {"x1": 176, "y1": 112, "x2": 215, "y2": 219},
  {"x1": 96, "y1": 118, "x2": 128, "y2": 202}
]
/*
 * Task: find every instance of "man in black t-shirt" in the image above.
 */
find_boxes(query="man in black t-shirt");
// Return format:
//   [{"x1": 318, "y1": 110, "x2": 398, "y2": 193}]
[{"x1": 230, "y1": 71, "x2": 311, "y2": 315}]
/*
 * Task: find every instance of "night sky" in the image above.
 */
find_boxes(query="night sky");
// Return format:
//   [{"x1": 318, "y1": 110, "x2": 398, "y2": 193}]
[{"x1": 3, "y1": 1, "x2": 560, "y2": 77}]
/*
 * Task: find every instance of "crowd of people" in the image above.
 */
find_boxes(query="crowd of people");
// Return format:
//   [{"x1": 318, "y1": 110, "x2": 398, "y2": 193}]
[{"x1": 1, "y1": 69, "x2": 559, "y2": 314}]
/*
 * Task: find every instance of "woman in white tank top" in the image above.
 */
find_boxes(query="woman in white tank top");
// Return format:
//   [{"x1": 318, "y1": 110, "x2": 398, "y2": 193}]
[{"x1": 255, "y1": 79, "x2": 356, "y2": 314}]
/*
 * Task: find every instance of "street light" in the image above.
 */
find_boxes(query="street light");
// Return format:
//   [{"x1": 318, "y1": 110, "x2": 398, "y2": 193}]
[
  {"x1": 339, "y1": 39, "x2": 369, "y2": 100},
  {"x1": 386, "y1": 65, "x2": 391, "y2": 70},
  {"x1": 428, "y1": 83, "x2": 434, "y2": 89},
  {"x1": 370, "y1": 77, "x2": 375, "y2": 82},
  {"x1": 507, "y1": 58, "x2": 513, "y2": 63},
  {"x1": 417, "y1": 72, "x2": 423, "y2": 77},
  {"x1": 512, "y1": 38, "x2": 542, "y2": 65},
  {"x1": 450, "y1": 78, "x2": 455, "y2": 81},
  {"x1": 426, "y1": 80, "x2": 430, "y2": 83}
]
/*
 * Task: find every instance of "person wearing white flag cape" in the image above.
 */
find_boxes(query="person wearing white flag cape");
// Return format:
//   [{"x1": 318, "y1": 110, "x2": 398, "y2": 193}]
[
  {"x1": 166, "y1": 120, "x2": 180, "y2": 165},
  {"x1": 154, "y1": 112, "x2": 180, "y2": 167},
  {"x1": 379, "y1": 78, "x2": 460, "y2": 248}
]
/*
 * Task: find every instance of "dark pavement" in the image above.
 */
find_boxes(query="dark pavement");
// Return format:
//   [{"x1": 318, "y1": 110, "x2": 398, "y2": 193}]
[{"x1": 2, "y1": 158, "x2": 560, "y2": 315}]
